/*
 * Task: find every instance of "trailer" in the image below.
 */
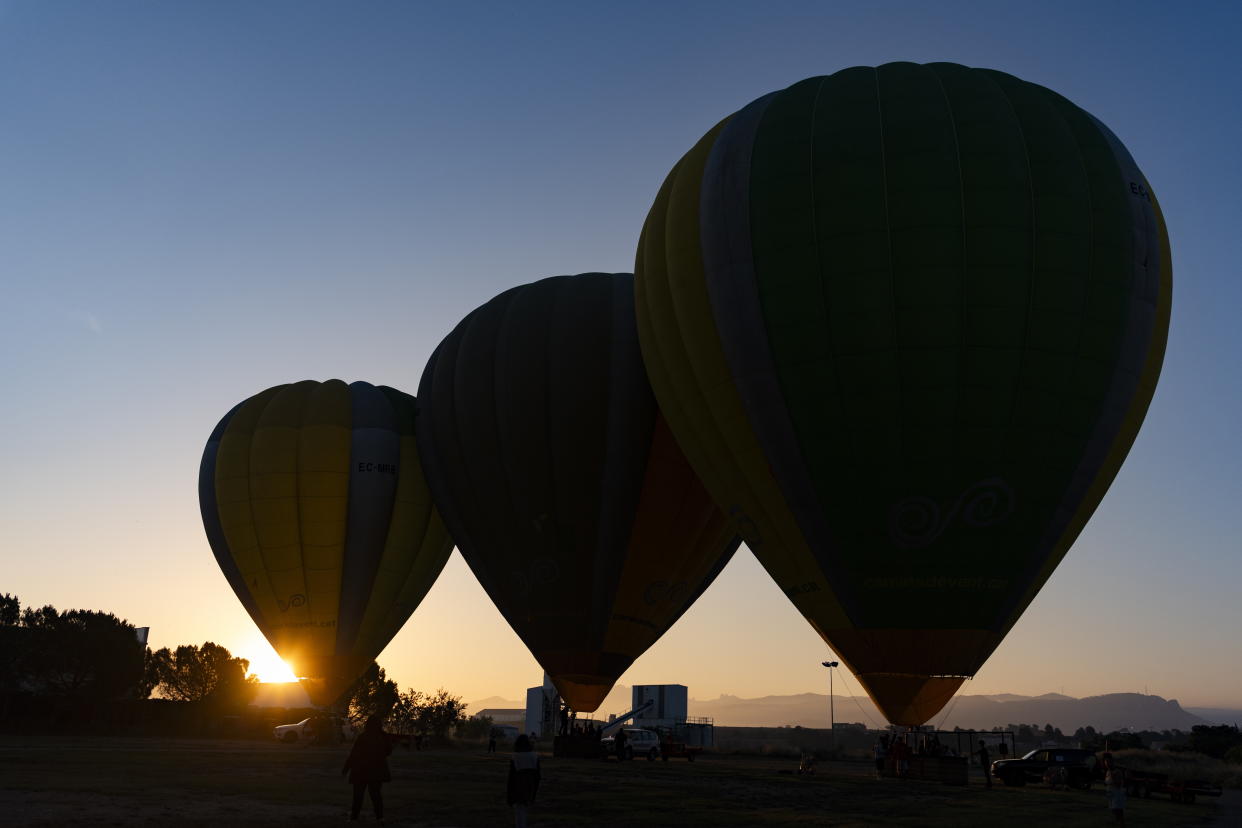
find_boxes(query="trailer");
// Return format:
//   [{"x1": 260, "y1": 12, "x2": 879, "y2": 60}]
[
  {"x1": 654, "y1": 718, "x2": 714, "y2": 762},
  {"x1": 658, "y1": 737, "x2": 702, "y2": 762},
  {"x1": 1123, "y1": 768, "x2": 1223, "y2": 804}
]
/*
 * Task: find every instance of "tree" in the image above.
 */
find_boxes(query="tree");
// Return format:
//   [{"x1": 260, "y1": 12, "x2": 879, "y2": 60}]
[
  {"x1": 388, "y1": 687, "x2": 425, "y2": 734},
  {"x1": 152, "y1": 642, "x2": 256, "y2": 710},
  {"x1": 138, "y1": 647, "x2": 168, "y2": 700},
  {"x1": 0, "y1": 593, "x2": 18, "y2": 626},
  {"x1": 1101, "y1": 730, "x2": 1144, "y2": 751},
  {"x1": 0, "y1": 594, "x2": 24, "y2": 694},
  {"x1": 377, "y1": 684, "x2": 469, "y2": 741},
  {"x1": 457, "y1": 714, "x2": 495, "y2": 741},
  {"x1": 1188, "y1": 725, "x2": 1242, "y2": 759},
  {"x1": 417, "y1": 688, "x2": 467, "y2": 740},
  {"x1": 1012, "y1": 724, "x2": 1035, "y2": 743},
  {"x1": 343, "y1": 663, "x2": 399, "y2": 727},
  {"x1": 20, "y1": 605, "x2": 143, "y2": 700}
]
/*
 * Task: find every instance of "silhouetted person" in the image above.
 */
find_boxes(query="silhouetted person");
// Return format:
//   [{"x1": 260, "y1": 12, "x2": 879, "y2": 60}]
[
  {"x1": 614, "y1": 727, "x2": 629, "y2": 761},
  {"x1": 1102, "y1": 752, "x2": 1126, "y2": 826},
  {"x1": 977, "y1": 740, "x2": 991, "y2": 788},
  {"x1": 488, "y1": 729, "x2": 498, "y2": 753},
  {"x1": 342, "y1": 715, "x2": 392, "y2": 822},
  {"x1": 873, "y1": 735, "x2": 889, "y2": 779},
  {"x1": 890, "y1": 734, "x2": 909, "y2": 778},
  {"x1": 507, "y1": 734, "x2": 541, "y2": 828}
]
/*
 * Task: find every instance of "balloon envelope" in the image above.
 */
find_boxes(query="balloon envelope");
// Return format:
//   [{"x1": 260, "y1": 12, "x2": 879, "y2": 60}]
[
  {"x1": 199, "y1": 380, "x2": 453, "y2": 706},
  {"x1": 635, "y1": 62, "x2": 1170, "y2": 724},
  {"x1": 417, "y1": 273, "x2": 740, "y2": 711}
]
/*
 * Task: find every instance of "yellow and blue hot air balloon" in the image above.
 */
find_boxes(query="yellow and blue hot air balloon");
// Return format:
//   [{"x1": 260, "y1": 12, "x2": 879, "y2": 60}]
[
  {"x1": 199, "y1": 380, "x2": 453, "y2": 706},
  {"x1": 416, "y1": 273, "x2": 740, "y2": 712},
  {"x1": 635, "y1": 62, "x2": 1170, "y2": 725}
]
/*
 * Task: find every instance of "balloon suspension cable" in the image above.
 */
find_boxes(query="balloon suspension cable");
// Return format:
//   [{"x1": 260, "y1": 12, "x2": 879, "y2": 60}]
[
  {"x1": 832, "y1": 665, "x2": 886, "y2": 731},
  {"x1": 934, "y1": 685, "x2": 966, "y2": 732}
]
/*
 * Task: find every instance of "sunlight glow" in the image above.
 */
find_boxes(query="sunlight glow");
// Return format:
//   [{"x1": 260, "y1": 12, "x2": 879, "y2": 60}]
[{"x1": 241, "y1": 632, "x2": 299, "y2": 683}]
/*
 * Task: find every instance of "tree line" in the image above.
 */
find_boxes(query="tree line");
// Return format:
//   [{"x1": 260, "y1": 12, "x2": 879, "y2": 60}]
[
  {"x1": 1, "y1": 592, "x2": 255, "y2": 710},
  {"x1": 0, "y1": 593, "x2": 472, "y2": 741},
  {"x1": 342, "y1": 662, "x2": 475, "y2": 741},
  {"x1": 990, "y1": 721, "x2": 1242, "y2": 761}
]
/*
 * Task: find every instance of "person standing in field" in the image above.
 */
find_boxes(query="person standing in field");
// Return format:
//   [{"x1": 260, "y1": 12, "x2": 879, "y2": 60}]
[
  {"x1": 976, "y1": 740, "x2": 991, "y2": 788},
  {"x1": 872, "y1": 735, "x2": 889, "y2": 779},
  {"x1": 614, "y1": 727, "x2": 629, "y2": 761},
  {"x1": 342, "y1": 715, "x2": 393, "y2": 823},
  {"x1": 890, "y1": 734, "x2": 909, "y2": 778},
  {"x1": 507, "y1": 733, "x2": 541, "y2": 828},
  {"x1": 1101, "y1": 752, "x2": 1126, "y2": 826}
]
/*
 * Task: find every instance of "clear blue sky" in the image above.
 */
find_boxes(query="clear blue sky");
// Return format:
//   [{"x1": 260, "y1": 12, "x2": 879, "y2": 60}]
[{"x1": 2, "y1": 1, "x2": 1239, "y2": 708}]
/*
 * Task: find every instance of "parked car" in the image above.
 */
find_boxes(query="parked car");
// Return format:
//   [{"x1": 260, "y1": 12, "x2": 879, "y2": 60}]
[
  {"x1": 273, "y1": 716, "x2": 353, "y2": 744},
  {"x1": 991, "y1": 748, "x2": 1098, "y2": 789},
  {"x1": 600, "y1": 728, "x2": 662, "y2": 761}
]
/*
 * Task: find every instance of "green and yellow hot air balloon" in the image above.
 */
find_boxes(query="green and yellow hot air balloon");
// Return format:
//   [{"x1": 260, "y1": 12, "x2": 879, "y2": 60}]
[
  {"x1": 635, "y1": 62, "x2": 1170, "y2": 725},
  {"x1": 199, "y1": 380, "x2": 452, "y2": 706}
]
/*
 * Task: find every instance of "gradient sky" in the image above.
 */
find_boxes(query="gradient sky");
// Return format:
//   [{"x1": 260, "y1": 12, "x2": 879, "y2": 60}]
[{"x1": 3, "y1": 1, "x2": 1239, "y2": 712}]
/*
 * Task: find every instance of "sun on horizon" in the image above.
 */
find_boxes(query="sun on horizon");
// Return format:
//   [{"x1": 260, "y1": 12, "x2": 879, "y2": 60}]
[{"x1": 240, "y1": 633, "x2": 300, "y2": 684}]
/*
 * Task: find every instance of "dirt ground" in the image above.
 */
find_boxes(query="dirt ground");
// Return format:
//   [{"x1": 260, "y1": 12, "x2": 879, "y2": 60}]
[{"x1": 0, "y1": 735, "x2": 1228, "y2": 827}]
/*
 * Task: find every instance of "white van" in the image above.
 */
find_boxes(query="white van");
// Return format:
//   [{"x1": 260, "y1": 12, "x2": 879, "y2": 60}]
[{"x1": 601, "y1": 727, "x2": 661, "y2": 761}]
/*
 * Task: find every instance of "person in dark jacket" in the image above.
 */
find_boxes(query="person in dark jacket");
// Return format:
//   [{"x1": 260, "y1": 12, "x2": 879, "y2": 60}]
[
  {"x1": 977, "y1": 740, "x2": 992, "y2": 788},
  {"x1": 342, "y1": 715, "x2": 393, "y2": 822},
  {"x1": 614, "y1": 727, "x2": 629, "y2": 761},
  {"x1": 507, "y1": 734, "x2": 540, "y2": 828}
]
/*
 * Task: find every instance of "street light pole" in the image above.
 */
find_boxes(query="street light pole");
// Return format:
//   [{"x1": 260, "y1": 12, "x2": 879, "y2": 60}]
[{"x1": 821, "y1": 660, "x2": 839, "y2": 749}]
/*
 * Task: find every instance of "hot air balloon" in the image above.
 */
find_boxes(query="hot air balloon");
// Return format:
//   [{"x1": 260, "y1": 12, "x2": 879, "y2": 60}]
[
  {"x1": 416, "y1": 273, "x2": 740, "y2": 712},
  {"x1": 199, "y1": 380, "x2": 453, "y2": 706},
  {"x1": 635, "y1": 62, "x2": 1170, "y2": 725}
]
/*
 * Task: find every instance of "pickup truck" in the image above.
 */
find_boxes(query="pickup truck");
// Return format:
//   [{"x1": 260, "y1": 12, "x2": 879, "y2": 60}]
[{"x1": 991, "y1": 748, "x2": 1098, "y2": 789}]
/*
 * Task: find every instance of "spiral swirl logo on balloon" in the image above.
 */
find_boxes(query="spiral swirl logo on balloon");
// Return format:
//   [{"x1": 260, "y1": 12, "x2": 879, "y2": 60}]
[
  {"x1": 888, "y1": 478, "x2": 1015, "y2": 550},
  {"x1": 276, "y1": 593, "x2": 307, "y2": 613}
]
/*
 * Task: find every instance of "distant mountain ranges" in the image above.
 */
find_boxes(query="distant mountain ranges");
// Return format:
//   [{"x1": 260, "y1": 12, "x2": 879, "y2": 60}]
[{"x1": 463, "y1": 688, "x2": 1241, "y2": 734}]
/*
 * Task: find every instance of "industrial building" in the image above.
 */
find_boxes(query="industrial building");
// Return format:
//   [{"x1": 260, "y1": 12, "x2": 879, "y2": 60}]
[{"x1": 522, "y1": 679, "x2": 714, "y2": 748}]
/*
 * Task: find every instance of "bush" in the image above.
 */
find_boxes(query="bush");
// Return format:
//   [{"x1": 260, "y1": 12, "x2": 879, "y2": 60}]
[{"x1": 456, "y1": 715, "x2": 494, "y2": 742}]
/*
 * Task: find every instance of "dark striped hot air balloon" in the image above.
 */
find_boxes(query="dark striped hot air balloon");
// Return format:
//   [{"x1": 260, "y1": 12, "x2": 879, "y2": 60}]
[
  {"x1": 199, "y1": 380, "x2": 453, "y2": 706},
  {"x1": 416, "y1": 273, "x2": 740, "y2": 712},
  {"x1": 635, "y1": 62, "x2": 1170, "y2": 725}
]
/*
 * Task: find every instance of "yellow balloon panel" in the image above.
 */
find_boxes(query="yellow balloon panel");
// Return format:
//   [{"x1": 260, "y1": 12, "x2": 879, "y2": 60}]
[
  {"x1": 636, "y1": 122, "x2": 850, "y2": 633},
  {"x1": 200, "y1": 380, "x2": 453, "y2": 705}
]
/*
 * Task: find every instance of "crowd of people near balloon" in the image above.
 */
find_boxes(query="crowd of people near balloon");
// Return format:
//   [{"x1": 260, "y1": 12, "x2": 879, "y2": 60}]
[{"x1": 198, "y1": 61, "x2": 1167, "y2": 825}]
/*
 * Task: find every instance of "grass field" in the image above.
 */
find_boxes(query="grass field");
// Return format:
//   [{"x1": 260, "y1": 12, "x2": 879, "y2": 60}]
[{"x1": 0, "y1": 735, "x2": 1230, "y2": 827}]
